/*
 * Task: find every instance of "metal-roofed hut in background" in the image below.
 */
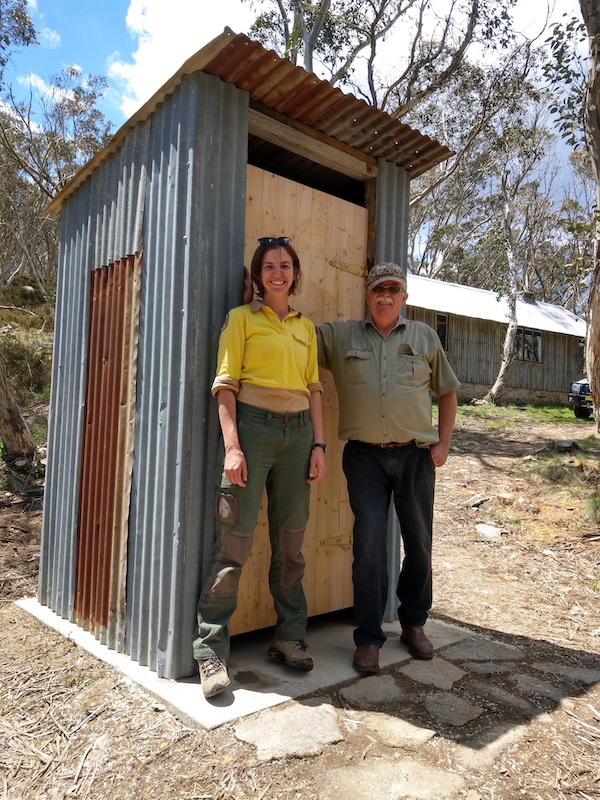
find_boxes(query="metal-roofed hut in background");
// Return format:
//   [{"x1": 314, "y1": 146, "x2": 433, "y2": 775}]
[{"x1": 40, "y1": 29, "x2": 453, "y2": 680}]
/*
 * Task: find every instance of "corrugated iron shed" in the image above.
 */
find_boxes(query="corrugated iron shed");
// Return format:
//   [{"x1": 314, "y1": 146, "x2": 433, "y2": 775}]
[
  {"x1": 46, "y1": 28, "x2": 453, "y2": 215},
  {"x1": 406, "y1": 273, "x2": 586, "y2": 338}
]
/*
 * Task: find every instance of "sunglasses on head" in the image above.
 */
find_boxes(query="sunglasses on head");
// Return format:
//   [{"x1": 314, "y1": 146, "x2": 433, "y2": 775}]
[
  {"x1": 371, "y1": 283, "x2": 404, "y2": 293},
  {"x1": 258, "y1": 236, "x2": 291, "y2": 246}
]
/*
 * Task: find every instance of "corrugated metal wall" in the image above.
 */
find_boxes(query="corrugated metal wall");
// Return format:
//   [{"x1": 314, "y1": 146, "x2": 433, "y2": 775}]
[
  {"x1": 39, "y1": 72, "x2": 249, "y2": 678},
  {"x1": 39, "y1": 121, "x2": 150, "y2": 621},
  {"x1": 125, "y1": 73, "x2": 248, "y2": 678},
  {"x1": 374, "y1": 158, "x2": 410, "y2": 624},
  {"x1": 374, "y1": 158, "x2": 410, "y2": 264}
]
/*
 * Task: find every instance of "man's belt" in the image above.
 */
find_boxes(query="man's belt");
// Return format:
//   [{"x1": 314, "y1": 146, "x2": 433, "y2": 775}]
[{"x1": 357, "y1": 440, "x2": 414, "y2": 449}]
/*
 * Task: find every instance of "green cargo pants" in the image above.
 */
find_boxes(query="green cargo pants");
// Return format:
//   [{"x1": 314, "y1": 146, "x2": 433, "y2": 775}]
[{"x1": 193, "y1": 402, "x2": 313, "y2": 662}]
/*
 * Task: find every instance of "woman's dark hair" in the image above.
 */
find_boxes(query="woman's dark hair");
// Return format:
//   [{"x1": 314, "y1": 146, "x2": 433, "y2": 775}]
[{"x1": 250, "y1": 242, "x2": 302, "y2": 300}]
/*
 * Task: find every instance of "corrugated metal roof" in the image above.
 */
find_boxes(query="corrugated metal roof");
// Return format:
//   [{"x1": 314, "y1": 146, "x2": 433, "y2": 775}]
[
  {"x1": 46, "y1": 28, "x2": 453, "y2": 214},
  {"x1": 406, "y1": 273, "x2": 586, "y2": 338}
]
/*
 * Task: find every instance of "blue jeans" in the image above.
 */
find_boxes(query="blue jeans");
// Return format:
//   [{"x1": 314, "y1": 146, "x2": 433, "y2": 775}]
[
  {"x1": 342, "y1": 440, "x2": 435, "y2": 649},
  {"x1": 193, "y1": 403, "x2": 313, "y2": 661}
]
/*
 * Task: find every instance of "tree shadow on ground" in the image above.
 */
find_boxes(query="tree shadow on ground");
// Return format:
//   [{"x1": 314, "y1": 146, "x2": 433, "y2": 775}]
[{"x1": 303, "y1": 611, "x2": 600, "y2": 751}]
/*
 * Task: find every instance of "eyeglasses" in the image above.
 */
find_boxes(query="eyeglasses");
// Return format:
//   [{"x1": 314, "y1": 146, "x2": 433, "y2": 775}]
[
  {"x1": 371, "y1": 284, "x2": 404, "y2": 294},
  {"x1": 258, "y1": 236, "x2": 291, "y2": 246}
]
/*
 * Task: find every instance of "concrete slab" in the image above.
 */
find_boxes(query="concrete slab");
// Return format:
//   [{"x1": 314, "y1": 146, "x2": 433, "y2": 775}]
[{"x1": 16, "y1": 597, "x2": 472, "y2": 730}]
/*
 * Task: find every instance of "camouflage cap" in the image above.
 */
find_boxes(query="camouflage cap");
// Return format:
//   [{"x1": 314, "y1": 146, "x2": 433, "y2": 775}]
[{"x1": 366, "y1": 262, "x2": 407, "y2": 290}]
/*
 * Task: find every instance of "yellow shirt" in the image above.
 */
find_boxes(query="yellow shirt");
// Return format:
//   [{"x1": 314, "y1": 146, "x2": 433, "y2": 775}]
[{"x1": 212, "y1": 300, "x2": 323, "y2": 413}]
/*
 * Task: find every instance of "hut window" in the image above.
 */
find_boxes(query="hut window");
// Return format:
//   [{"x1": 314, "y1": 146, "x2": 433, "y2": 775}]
[
  {"x1": 578, "y1": 339, "x2": 585, "y2": 372},
  {"x1": 436, "y1": 314, "x2": 448, "y2": 351},
  {"x1": 515, "y1": 328, "x2": 542, "y2": 363}
]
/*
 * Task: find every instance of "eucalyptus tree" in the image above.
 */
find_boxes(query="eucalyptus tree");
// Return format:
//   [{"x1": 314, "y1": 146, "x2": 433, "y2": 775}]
[
  {"x1": 0, "y1": 67, "x2": 113, "y2": 294},
  {"x1": 482, "y1": 111, "x2": 558, "y2": 403},
  {"x1": 0, "y1": 0, "x2": 36, "y2": 89},
  {"x1": 243, "y1": 0, "x2": 517, "y2": 106},
  {"x1": 410, "y1": 90, "x2": 578, "y2": 402},
  {"x1": 576, "y1": 0, "x2": 600, "y2": 425},
  {"x1": 545, "y1": 4, "x2": 600, "y2": 422},
  {"x1": 0, "y1": 67, "x2": 112, "y2": 462},
  {"x1": 405, "y1": 44, "x2": 543, "y2": 278}
]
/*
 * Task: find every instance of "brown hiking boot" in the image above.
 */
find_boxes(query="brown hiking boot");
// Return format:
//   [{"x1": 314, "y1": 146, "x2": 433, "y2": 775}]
[
  {"x1": 267, "y1": 639, "x2": 314, "y2": 671},
  {"x1": 198, "y1": 657, "x2": 230, "y2": 697}
]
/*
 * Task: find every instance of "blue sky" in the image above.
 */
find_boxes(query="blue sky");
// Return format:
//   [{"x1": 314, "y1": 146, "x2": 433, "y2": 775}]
[
  {"x1": 3, "y1": 0, "x2": 584, "y2": 132},
  {"x1": 4, "y1": 0, "x2": 256, "y2": 127}
]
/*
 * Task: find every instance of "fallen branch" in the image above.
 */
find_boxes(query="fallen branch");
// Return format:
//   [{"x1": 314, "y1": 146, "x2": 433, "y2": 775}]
[{"x1": 0, "y1": 305, "x2": 38, "y2": 317}]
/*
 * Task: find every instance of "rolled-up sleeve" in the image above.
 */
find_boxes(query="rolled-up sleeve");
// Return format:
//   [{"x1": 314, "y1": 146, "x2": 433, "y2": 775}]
[
  {"x1": 306, "y1": 325, "x2": 323, "y2": 393},
  {"x1": 210, "y1": 311, "x2": 245, "y2": 397}
]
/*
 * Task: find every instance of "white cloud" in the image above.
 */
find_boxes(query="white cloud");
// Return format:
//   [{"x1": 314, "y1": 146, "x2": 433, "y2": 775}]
[
  {"x1": 18, "y1": 72, "x2": 49, "y2": 94},
  {"x1": 108, "y1": 0, "x2": 255, "y2": 118},
  {"x1": 17, "y1": 72, "x2": 76, "y2": 106},
  {"x1": 106, "y1": 0, "x2": 584, "y2": 121},
  {"x1": 40, "y1": 27, "x2": 61, "y2": 48}
]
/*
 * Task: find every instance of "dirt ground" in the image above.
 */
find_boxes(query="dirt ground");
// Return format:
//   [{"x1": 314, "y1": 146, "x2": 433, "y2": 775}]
[{"x1": 1, "y1": 412, "x2": 599, "y2": 799}]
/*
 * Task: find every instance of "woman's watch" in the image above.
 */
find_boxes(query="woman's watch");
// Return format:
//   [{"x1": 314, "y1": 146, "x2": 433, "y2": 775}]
[{"x1": 312, "y1": 443, "x2": 327, "y2": 453}]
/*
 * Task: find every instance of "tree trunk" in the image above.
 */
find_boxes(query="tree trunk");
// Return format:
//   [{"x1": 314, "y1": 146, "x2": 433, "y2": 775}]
[
  {"x1": 483, "y1": 171, "x2": 520, "y2": 404},
  {"x1": 580, "y1": 0, "x2": 600, "y2": 430},
  {"x1": 483, "y1": 292, "x2": 518, "y2": 404},
  {"x1": 0, "y1": 350, "x2": 37, "y2": 461}
]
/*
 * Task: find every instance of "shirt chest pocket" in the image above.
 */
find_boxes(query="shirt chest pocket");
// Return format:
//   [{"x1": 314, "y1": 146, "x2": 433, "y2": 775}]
[
  {"x1": 343, "y1": 348, "x2": 373, "y2": 384},
  {"x1": 396, "y1": 352, "x2": 430, "y2": 384},
  {"x1": 291, "y1": 330, "x2": 311, "y2": 371}
]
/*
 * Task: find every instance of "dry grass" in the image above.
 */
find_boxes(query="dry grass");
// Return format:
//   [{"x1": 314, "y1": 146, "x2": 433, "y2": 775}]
[{"x1": 1, "y1": 411, "x2": 599, "y2": 799}]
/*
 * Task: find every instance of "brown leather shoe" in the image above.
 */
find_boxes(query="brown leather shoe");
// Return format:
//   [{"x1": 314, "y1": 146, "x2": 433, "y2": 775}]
[
  {"x1": 353, "y1": 644, "x2": 380, "y2": 673},
  {"x1": 400, "y1": 626, "x2": 433, "y2": 659}
]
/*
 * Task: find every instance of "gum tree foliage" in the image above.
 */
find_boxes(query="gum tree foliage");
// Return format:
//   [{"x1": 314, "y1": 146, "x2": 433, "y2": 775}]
[
  {"x1": 0, "y1": 0, "x2": 36, "y2": 89},
  {"x1": 579, "y1": 0, "x2": 600, "y2": 427},
  {"x1": 546, "y1": 2, "x2": 600, "y2": 425},
  {"x1": 0, "y1": 67, "x2": 113, "y2": 295},
  {"x1": 0, "y1": 0, "x2": 38, "y2": 461},
  {"x1": 0, "y1": 4, "x2": 112, "y2": 460},
  {"x1": 247, "y1": 1, "x2": 592, "y2": 401},
  {"x1": 243, "y1": 0, "x2": 517, "y2": 109},
  {"x1": 407, "y1": 53, "x2": 593, "y2": 317}
]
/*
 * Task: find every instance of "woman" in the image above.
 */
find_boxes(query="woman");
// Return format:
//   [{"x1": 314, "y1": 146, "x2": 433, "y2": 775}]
[{"x1": 193, "y1": 236, "x2": 326, "y2": 698}]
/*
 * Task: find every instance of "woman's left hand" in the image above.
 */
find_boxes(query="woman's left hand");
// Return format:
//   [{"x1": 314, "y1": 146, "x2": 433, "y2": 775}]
[{"x1": 307, "y1": 448, "x2": 326, "y2": 484}]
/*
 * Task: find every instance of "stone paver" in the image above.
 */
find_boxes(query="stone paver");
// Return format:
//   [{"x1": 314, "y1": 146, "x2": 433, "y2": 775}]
[
  {"x1": 234, "y1": 701, "x2": 343, "y2": 761},
  {"x1": 425, "y1": 692, "x2": 484, "y2": 726},
  {"x1": 399, "y1": 656, "x2": 466, "y2": 690},
  {"x1": 347, "y1": 710, "x2": 436, "y2": 747},
  {"x1": 470, "y1": 680, "x2": 537, "y2": 714},
  {"x1": 318, "y1": 757, "x2": 465, "y2": 799},
  {"x1": 442, "y1": 637, "x2": 524, "y2": 662},
  {"x1": 531, "y1": 662, "x2": 600, "y2": 684},
  {"x1": 338, "y1": 674, "x2": 404, "y2": 708},
  {"x1": 450, "y1": 722, "x2": 527, "y2": 770},
  {"x1": 511, "y1": 673, "x2": 565, "y2": 702}
]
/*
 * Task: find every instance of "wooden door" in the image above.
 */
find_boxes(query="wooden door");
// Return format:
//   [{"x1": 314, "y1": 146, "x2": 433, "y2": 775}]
[{"x1": 230, "y1": 165, "x2": 368, "y2": 635}]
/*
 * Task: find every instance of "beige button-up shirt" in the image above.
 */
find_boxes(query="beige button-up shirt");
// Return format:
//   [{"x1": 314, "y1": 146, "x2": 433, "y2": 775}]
[{"x1": 317, "y1": 314, "x2": 460, "y2": 446}]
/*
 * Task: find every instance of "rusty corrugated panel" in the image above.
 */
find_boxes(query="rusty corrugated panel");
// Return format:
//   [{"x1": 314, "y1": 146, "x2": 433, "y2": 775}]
[
  {"x1": 46, "y1": 30, "x2": 452, "y2": 214},
  {"x1": 74, "y1": 255, "x2": 141, "y2": 644},
  {"x1": 110, "y1": 255, "x2": 141, "y2": 651},
  {"x1": 39, "y1": 123, "x2": 149, "y2": 622}
]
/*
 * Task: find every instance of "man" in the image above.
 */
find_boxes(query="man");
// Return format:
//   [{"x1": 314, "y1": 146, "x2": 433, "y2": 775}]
[{"x1": 317, "y1": 262, "x2": 460, "y2": 673}]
